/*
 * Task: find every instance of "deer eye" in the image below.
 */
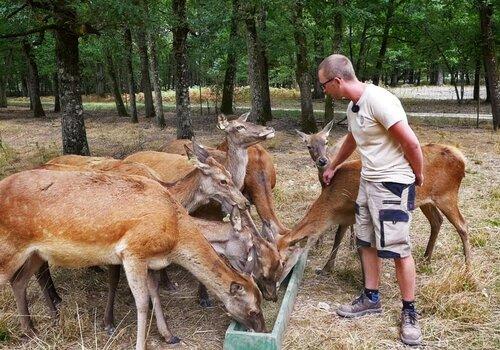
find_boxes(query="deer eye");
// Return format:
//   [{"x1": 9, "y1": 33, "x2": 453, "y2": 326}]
[
  {"x1": 220, "y1": 179, "x2": 228, "y2": 185},
  {"x1": 236, "y1": 125, "x2": 244, "y2": 130},
  {"x1": 307, "y1": 146, "x2": 312, "y2": 150}
]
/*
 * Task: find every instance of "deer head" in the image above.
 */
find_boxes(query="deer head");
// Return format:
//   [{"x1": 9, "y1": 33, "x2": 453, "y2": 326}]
[
  {"x1": 276, "y1": 234, "x2": 308, "y2": 285},
  {"x1": 296, "y1": 119, "x2": 334, "y2": 169},
  {"x1": 241, "y1": 211, "x2": 283, "y2": 302},
  {"x1": 225, "y1": 276, "x2": 267, "y2": 332},
  {"x1": 217, "y1": 112, "x2": 275, "y2": 148},
  {"x1": 185, "y1": 141, "x2": 250, "y2": 211}
]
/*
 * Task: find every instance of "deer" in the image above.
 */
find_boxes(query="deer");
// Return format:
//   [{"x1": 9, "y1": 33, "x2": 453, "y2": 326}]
[
  {"x1": 286, "y1": 124, "x2": 470, "y2": 274},
  {"x1": 161, "y1": 113, "x2": 290, "y2": 236},
  {"x1": 40, "y1": 142, "x2": 251, "y2": 302},
  {"x1": 0, "y1": 169, "x2": 266, "y2": 350}
]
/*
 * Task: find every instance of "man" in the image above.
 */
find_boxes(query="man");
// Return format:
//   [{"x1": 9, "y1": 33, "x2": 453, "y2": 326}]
[{"x1": 318, "y1": 54, "x2": 424, "y2": 346}]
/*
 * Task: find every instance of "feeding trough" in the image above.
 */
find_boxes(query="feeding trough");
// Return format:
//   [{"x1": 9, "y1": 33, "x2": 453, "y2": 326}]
[{"x1": 224, "y1": 250, "x2": 308, "y2": 350}]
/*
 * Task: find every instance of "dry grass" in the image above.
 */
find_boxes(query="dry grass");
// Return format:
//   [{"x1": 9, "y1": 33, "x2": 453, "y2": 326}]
[{"x1": 0, "y1": 104, "x2": 499, "y2": 349}]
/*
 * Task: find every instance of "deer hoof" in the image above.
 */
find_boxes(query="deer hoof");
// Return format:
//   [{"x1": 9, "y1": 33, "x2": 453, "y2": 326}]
[
  {"x1": 199, "y1": 298, "x2": 212, "y2": 308},
  {"x1": 105, "y1": 325, "x2": 116, "y2": 336},
  {"x1": 165, "y1": 336, "x2": 181, "y2": 344}
]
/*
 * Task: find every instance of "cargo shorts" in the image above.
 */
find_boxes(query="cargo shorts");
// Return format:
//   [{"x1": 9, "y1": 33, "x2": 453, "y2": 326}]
[{"x1": 355, "y1": 178, "x2": 416, "y2": 259}]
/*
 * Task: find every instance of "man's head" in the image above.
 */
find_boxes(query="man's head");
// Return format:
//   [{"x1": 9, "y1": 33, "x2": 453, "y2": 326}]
[{"x1": 318, "y1": 54, "x2": 357, "y2": 100}]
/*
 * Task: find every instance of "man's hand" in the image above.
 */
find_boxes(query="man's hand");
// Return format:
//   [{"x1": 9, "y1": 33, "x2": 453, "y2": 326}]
[
  {"x1": 415, "y1": 172, "x2": 424, "y2": 187},
  {"x1": 323, "y1": 166, "x2": 338, "y2": 186}
]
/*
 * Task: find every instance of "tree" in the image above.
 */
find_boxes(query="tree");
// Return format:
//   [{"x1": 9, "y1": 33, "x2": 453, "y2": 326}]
[
  {"x1": 478, "y1": 0, "x2": 499, "y2": 130},
  {"x1": 292, "y1": 0, "x2": 317, "y2": 133},
  {"x1": 124, "y1": 28, "x2": 138, "y2": 123},
  {"x1": 105, "y1": 51, "x2": 129, "y2": 118},
  {"x1": 241, "y1": 2, "x2": 272, "y2": 124},
  {"x1": 172, "y1": 0, "x2": 194, "y2": 139},
  {"x1": 137, "y1": 26, "x2": 155, "y2": 119},
  {"x1": 21, "y1": 39, "x2": 45, "y2": 117},
  {"x1": 220, "y1": 0, "x2": 239, "y2": 115},
  {"x1": 149, "y1": 31, "x2": 166, "y2": 128}
]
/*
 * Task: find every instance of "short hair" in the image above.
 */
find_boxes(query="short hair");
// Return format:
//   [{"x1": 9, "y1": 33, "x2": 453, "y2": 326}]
[{"x1": 318, "y1": 54, "x2": 356, "y2": 81}]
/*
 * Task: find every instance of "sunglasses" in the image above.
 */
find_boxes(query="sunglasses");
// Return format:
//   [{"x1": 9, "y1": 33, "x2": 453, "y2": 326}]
[{"x1": 320, "y1": 77, "x2": 336, "y2": 91}]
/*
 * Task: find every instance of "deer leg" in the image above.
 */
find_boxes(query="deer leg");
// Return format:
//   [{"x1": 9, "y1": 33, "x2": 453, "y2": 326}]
[
  {"x1": 34, "y1": 262, "x2": 59, "y2": 320},
  {"x1": 147, "y1": 270, "x2": 180, "y2": 344},
  {"x1": 435, "y1": 199, "x2": 471, "y2": 266},
  {"x1": 198, "y1": 283, "x2": 212, "y2": 307},
  {"x1": 319, "y1": 225, "x2": 349, "y2": 274},
  {"x1": 10, "y1": 253, "x2": 46, "y2": 337},
  {"x1": 122, "y1": 258, "x2": 149, "y2": 350},
  {"x1": 159, "y1": 268, "x2": 177, "y2": 291},
  {"x1": 419, "y1": 203, "x2": 444, "y2": 262},
  {"x1": 104, "y1": 265, "x2": 121, "y2": 335}
]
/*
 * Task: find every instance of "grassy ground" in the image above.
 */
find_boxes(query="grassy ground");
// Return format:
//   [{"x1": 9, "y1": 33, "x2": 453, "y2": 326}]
[{"x1": 0, "y1": 98, "x2": 498, "y2": 349}]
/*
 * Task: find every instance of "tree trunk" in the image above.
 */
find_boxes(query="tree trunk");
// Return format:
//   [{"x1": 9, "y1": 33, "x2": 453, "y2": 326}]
[
  {"x1": 148, "y1": 33, "x2": 165, "y2": 127},
  {"x1": 105, "y1": 52, "x2": 129, "y2": 118},
  {"x1": 137, "y1": 27, "x2": 155, "y2": 118},
  {"x1": 22, "y1": 41, "x2": 45, "y2": 117},
  {"x1": 220, "y1": 0, "x2": 239, "y2": 115},
  {"x1": 55, "y1": 28, "x2": 90, "y2": 155},
  {"x1": 53, "y1": 72, "x2": 60, "y2": 112},
  {"x1": 173, "y1": 0, "x2": 193, "y2": 139},
  {"x1": 312, "y1": 35, "x2": 325, "y2": 100},
  {"x1": 242, "y1": 4, "x2": 272, "y2": 124},
  {"x1": 356, "y1": 20, "x2": 369, "y2": 80},
  {"x1": 124, "y1": 28, "x2": 138, "y2": 123},
  {"x1": 372, "y1": 0, "x2": 396, "y2": 86},
  {"x1": 0, "y1": 65, "x2": 6, "y2": 107},
  {"x1": 324, "y1": 0, "x2": 344, "y2": 123},
  {"x1": 96, "y1": 63, "x2": 106, "y2": 97},
  {"x1": 479, "y1": 1, "x2": 499, "y2": 130},
  {"x1": 293, "y1": 0, "x2": 317, "y2": 133},
  {"x1": 473, "y1": 57, "x2": 481, "y2": 101}
]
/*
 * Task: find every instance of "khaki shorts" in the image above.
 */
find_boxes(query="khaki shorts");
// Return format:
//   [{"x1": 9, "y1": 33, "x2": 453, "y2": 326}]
[{"x1": 355, "y1": 178, "x2": 416, "y2": 259}]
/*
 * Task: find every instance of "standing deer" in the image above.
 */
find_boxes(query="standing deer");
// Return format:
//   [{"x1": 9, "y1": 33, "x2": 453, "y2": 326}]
[
  {"x1": 285, "y1": 127, "x2": 470, "y2": 272},
  {"x1": 162, "y1": 113, "x2": 289, "y2": 236},
  {"x1": 0, "y1": 169, "x2": 266, "y2": 350}
]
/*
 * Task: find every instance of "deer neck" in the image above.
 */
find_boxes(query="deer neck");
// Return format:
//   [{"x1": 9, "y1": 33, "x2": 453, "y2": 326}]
[
  {"x1": 165, "y1": 170, "x2": 205, "y2": 213},
  {"x1": 172, "y1": 229, "x2": 247, "y2": 305},
  {"x1": 225, "y1": 140, "x2": 248, "y2": 191}
]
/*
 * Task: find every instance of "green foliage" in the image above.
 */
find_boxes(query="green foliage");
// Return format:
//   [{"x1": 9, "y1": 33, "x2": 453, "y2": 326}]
[{"x1": 0, "y1": 0, "x2": 492, "y2": 97}]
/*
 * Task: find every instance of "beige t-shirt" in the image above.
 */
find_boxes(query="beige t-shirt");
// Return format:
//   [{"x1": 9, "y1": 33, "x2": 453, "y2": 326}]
[{"x1": 347, "y1": 84, "x2": 415, "y2": 184}]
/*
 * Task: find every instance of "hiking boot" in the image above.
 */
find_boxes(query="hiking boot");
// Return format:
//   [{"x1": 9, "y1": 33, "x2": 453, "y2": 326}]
[
  {"x1": 336, "y1": 293, "x2": 382, "y2": 318},
  {"x1": 400, "y1": 309, "x2": 422, "y2": 346}
]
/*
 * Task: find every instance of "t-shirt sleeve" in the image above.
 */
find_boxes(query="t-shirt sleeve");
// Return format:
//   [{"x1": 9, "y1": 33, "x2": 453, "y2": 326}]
[{"x1": 369, "y1": 92, "x2": 407, "y2": 130}]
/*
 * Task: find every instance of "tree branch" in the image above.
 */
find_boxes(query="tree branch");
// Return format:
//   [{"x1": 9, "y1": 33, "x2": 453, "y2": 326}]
[
  {"x1": 0, "y1": 24, "x2": 58, "y2": 39},
  {"x1": 4, "y1": 3, "x2": 28, "y2": 20}
]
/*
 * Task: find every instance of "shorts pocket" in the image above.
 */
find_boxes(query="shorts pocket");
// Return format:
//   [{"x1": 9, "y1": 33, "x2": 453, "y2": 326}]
[{"x1": 379, "y1": 209, "x2": 409, "y2": 248}]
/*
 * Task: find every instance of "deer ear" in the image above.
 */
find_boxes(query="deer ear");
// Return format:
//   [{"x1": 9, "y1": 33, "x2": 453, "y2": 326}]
[
  {"x1": 191, "y1": 139, "x2": 210, "y2": 163},
  {"x1": 278, "y1": 236, "x2": 307, "y2": 285},
  {"x1": 261, "y1": 220, "x2": 276, "y2": 243},
  {"x1": 217, "y1": 114, "x2": 229, "y2": 130},
  {"x1": 184, "y1": 145, "x2": 195, "y2": 160},
  {"x1": 321, "y1": 119, "x2": 334, "y2": 136},
  {"x1": 295, "y1": 129, "x2": 310, "y2": 143},
  {"x1": 230, "y1": 281, "x2": 244, "y2": 295},
  {"x1": 238, "y1": 111, "x2": 250, "y2": 122},
  {"x1": 230, "y1": 206, "x2": 242, "y2": 232}
]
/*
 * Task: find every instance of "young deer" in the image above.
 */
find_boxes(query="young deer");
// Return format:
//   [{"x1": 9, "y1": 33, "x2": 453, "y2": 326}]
[
  {"x1": 288, "y1": 126, "x2": 470, "y2": 272},
  {"x1": 0, "y1": 169, "x2": 266, "y2": 349},
  {"x1": 162, "y1": 113, "x2": 289, "y2": 236}
]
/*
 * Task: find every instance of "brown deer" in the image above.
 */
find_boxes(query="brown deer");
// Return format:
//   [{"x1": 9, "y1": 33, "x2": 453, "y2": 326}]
[
  {"x1": 0, "y1": 169, "x2": 266, "y2": 349},
  {"x1": 42, "y1": 142, "x2": 251, "y2": 302},
  {"x1": 284, "y1": 130, "x2": 470, "y2": 272},
  {"x1": 162, "y1": 113, "x2": 289, "y2": 236}
]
